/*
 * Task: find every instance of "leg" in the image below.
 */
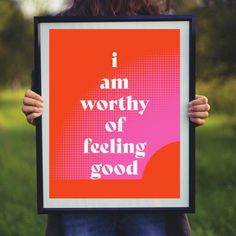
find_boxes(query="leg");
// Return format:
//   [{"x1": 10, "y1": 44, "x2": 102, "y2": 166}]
[
  {"x1": 117, "y1": 213, "x2": 166, "y2": 236},
  {"x1": 61, "y1": 213, "x2": 116, "y2": 236}
]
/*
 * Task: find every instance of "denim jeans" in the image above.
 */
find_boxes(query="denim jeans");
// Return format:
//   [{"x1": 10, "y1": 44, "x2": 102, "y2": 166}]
[{"x1": 61, "y1": 212, "x2": 166, "y2": 236}]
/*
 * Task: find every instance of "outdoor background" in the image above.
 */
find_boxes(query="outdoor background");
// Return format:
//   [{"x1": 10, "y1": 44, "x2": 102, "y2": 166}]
[{"x1": 0, "y1": 0, "x2": 235, "y2": 235}]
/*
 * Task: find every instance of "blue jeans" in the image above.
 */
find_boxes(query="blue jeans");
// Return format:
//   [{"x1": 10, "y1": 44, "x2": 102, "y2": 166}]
[{"x1": 61, "y1": 212, "x2": 166, "y2": 236}]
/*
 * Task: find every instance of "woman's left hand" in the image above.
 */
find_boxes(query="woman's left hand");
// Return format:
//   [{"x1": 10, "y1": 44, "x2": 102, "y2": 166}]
[{"x1": 188, "y1": 95, "x2": 210, "y2": 126}]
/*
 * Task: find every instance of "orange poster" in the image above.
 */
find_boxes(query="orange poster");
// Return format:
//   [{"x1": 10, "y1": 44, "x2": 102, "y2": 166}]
[{"x1": 35, "y1": 16, "x2": 195, "y2": 212}]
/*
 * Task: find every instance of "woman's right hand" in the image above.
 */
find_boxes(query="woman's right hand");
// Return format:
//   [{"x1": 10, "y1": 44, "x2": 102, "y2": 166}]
[{"x1": 22, "y1": 89, "x2": 43, "y2": 125}]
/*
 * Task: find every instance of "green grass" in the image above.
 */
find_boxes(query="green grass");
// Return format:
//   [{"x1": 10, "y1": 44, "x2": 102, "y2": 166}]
[
  {"x1": 0, "y1": 89, "x2": 235, "y2": 235},
  {"x1": 0, "y1": 89, "x2": 46, "y2": 236},
  {"x1": 189, "y1": 114, "x2": 236, "y2": 235}
]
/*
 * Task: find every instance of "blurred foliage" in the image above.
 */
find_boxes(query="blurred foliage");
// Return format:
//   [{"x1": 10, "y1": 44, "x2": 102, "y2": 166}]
[
  {"x1": 0, "y1": 0, "x2": 33, "y2": 88},
  {"x1": 196, "y1": 7, "x2": 236, "y2": 80},
  {"x1": 0, "y1": 0, "x2": 236, "y2": 111},
  {"x1": 173, "y1": 0, "x2": 236, "y2": 81},
  {"x1": 172, "y1": 0, "x2": 235, "y2": 9},
  {"x1": 197, "y1": 78, "x2": 236, "y2": 115}
]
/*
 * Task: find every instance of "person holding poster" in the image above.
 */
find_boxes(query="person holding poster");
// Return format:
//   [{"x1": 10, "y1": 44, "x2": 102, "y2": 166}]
[{"x1": 22, "y1": 0, "x2": 210, "y2": 235}]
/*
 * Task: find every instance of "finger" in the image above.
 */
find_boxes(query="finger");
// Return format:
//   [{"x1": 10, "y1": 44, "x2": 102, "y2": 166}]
[
  {"x1": 27, "y1": 117, "x2": 37, "y2": 125},
  {"x1": 188, "y1": 111, "x2": 209, "y2": 119},
  {"x1": 190, "y1": 117, "x2": 205, "y2": 126},
  {"x1": 189, "y1": 104, "x2": 210, "y2": 112},
  {"x1": 23, "y1": 97, "x2": 43, "y2": 107},
  {"x1": 27, "y1": 112, "x2": 42, "y2": 124},
  {"x1": 22, "y1": 105, "x2": 42, "y2": 115},
  {"x1": 189, "y1": 96, "x2": 208, "y2": 106},
  {"x1": 25, "y1": 89, "x2": 43, "y2": 102},
  {"x1": 196, "y1": 94, "x2": 208, "y2": 101}
]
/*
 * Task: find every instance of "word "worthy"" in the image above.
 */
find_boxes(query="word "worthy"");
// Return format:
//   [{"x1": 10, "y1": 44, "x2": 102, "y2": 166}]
[{"x1": 80, "y1": 96, "x2": 149, "y2": 115}]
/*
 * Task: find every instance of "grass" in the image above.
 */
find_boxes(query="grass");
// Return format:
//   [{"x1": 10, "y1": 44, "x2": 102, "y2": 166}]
[
  {"x1": 189, "y1": 114, "x2": 236, "y2": 235},
  {"x1": 0, "y1": 89, "x2": 236, "y2": 235},
  {"x1": 0, "y1": 89, "x2": 46, "y2": 236}
]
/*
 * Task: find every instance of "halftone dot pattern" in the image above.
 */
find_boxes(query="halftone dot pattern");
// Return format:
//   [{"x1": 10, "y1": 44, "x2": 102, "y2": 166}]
[
  {"x1": 53, "y1": 48, "x2": 180, "y2": 180},
  {"x1": 50, "y1": 29, "x2": 180, "y2": 181}
]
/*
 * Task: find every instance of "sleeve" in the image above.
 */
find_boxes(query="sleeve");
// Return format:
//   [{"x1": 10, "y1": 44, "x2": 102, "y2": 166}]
[
  {"x1": 44, "y1": 214, "x2": 62, "y2": 236},
  {"x1": 165, "y1": 213, "x2": 192, "y2": 236}
]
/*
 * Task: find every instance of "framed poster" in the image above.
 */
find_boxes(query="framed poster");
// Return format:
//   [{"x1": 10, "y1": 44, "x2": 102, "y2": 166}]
[{"x1": 34, "y1": 15, "x2": 195, "y2": 213}]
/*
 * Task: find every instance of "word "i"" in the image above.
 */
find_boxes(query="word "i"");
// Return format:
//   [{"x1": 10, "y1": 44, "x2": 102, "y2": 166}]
[{"x1": 112, "y1": 52, "x2": 118, "y2": 68}]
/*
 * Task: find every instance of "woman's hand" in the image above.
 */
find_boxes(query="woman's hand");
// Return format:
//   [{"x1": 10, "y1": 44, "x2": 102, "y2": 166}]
[
  {"x1": 22, "y1": 89, "x2": 43, "y2": 125},
  {"x1": 188, "y1": 95, "x2": 210, "y2": 126}
]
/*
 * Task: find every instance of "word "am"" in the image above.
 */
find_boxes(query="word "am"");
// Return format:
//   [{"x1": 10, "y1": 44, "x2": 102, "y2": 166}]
[{"x1": 100, "y1": 78, "x2": 128, "y2": 89}]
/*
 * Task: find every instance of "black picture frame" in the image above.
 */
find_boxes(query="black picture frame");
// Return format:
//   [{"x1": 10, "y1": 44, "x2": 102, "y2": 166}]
[{"x1": 34, "y1": 15, "x2": 195, "y2": 214}]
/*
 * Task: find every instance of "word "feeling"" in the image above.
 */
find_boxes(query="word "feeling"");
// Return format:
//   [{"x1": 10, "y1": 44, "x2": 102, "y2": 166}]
[{"x1": 84, "y1": 137, "x2": 147, "y2": 158}]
